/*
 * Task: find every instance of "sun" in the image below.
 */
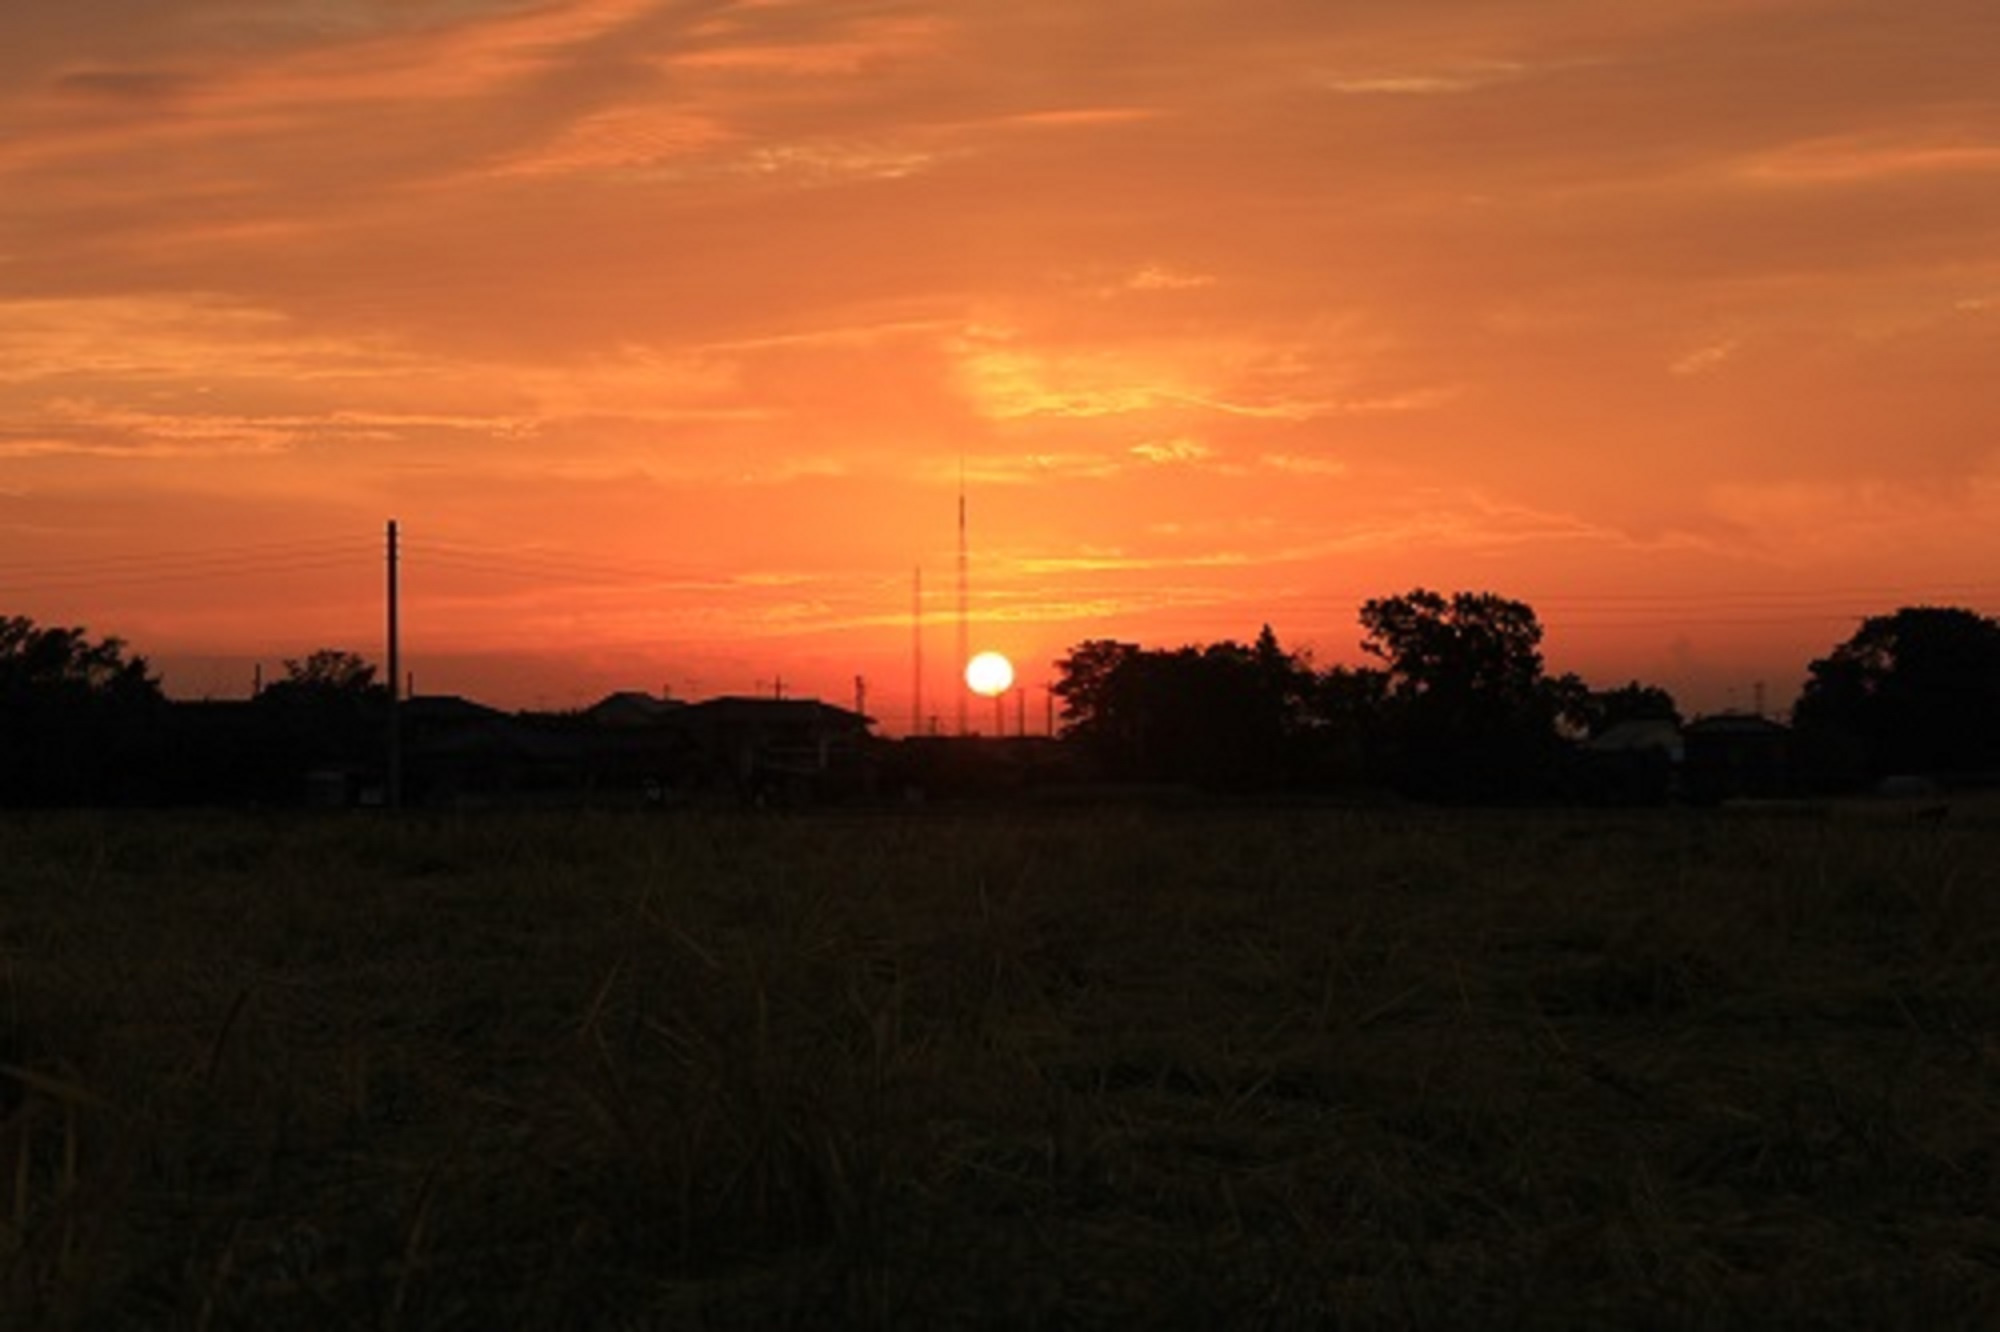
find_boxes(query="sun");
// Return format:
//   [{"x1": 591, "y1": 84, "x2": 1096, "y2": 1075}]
[{"x1": 965, "y1": 650, "x2": 1015, "y2": 697}]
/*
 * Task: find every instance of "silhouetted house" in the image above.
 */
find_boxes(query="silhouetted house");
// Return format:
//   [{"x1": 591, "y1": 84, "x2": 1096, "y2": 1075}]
[
  {"x1": 1573, "y1": 719, "x2": 1683, "y2": 804},
  {"x1": 578, "y1": 692, "x2": 701, "y2": 803},
  {"x1": 1681, "y1": 713, "x2": 1791, "y2": 803},
  {"x1": 399, "y1": 691, "x2": 872, "y2": 808},
  {"x1": 404, "y1": 694, "x2": 509, "y2": 732},
  {"x1": 585, "y1": 691, "x2": 689, "y2": 729},
  {"x1": 403, "y1": 696, "x2": 596, "y2": 806},
  {"x1": 1587, "y1": 719, "x2": 1685, "y2": 764},
  {"x1": 681, "y1": 697, "x2": 876, "y2": 804},
  {"x1": 401, "y1": 693, "x2": 710, "y2": 807}
]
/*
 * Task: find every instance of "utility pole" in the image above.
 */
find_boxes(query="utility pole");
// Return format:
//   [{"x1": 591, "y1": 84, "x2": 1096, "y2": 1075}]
[
  {"x1": 956, "y1": 460, "x2": 969, "y2": 738},
  {"x1": 854, "y1": 674, "x2": 867, "y2": 719},
  {"x1": 386, "y1": 518, "x2": 402, "y2": 810}
]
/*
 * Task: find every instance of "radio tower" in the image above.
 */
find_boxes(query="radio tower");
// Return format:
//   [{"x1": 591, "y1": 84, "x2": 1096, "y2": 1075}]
[
  {"x1": 911, "y1": 566, "x2": 923, "y2": 737},
  {"x1": 956, "y1": 455, "x2": 969, "y2": 737}
]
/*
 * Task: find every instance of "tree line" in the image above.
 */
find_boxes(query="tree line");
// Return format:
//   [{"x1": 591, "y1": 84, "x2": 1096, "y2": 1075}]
[
  {"x1": 0, "y1": 621, "x2": 388, "y2": 806},
  {"x1": 1050, "y1": 592, "x2": 2000, "y2": 800},
  {"x1": 3, "y1": 593, "x2": 1998, "y2": 805}
]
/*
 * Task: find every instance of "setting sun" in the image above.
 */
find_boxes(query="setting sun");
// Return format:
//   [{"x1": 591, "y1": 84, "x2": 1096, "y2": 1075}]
[{"x1": 964, "y1": 651, "x2": 1015, "y2": 698}]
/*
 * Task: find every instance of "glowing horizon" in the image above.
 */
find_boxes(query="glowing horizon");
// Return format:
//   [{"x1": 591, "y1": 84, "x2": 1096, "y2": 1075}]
[{"x1": 2, "y1": 1, "x2": 1995, "y2": 730}]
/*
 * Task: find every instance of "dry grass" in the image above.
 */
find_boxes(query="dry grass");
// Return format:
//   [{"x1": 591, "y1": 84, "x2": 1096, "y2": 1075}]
[{"x1": 0, "y1": 805, "x2": 1996, "y2": 1328}]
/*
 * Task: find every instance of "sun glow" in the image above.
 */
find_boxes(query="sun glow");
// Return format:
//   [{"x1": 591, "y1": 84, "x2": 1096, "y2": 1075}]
[{"x1": 964, "y1": 650, "x2": 1014, "y2": 697}]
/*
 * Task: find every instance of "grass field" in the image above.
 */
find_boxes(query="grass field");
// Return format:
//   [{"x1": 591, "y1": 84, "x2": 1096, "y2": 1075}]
[{"x1": 2, "y1": 803, "x2": 1997, "y2": 1329}]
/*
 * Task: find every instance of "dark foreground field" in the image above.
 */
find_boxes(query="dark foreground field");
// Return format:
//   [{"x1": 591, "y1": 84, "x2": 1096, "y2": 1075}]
[{"x1": 2, "y1": 804, "x2": 1997, "y2": 1329}]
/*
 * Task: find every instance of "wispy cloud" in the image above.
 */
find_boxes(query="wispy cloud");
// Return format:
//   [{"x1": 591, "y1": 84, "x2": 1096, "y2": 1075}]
[
  {"x1": 989, "y1": 107, "x2": 1165, "y2": 131},
  {"x1": 948, "y1": 332, "x2": 1363, "y2": 425},
  {"x1": 695, "y1": 317, "x2": 960, "y2": 354},
  {"x1": 1320, "y1": 61, "x2": 1527, "y2": 96},
  {"x1": 1010, "y1": 549, "x2": 1257, "y2": 575},
  {"x1": 1706, "y1": 473, "x2": 2000, "y2": 560},
  {"x1": 2, "y1": 0, "x2": 668, "y2": 182},
  {"x1": 1124, "y1": 265, "x2": 1215, "y2": 292},
  {"x1": 1130, "y1": 438, "x2": 1212, "y2": 465},
  {"x1": 1670, "y1": 339, "x2": 1739, "y2": 377},
  {"x1": 489, "y1": 106, "x2": 731, "y2": 178},
  {"x1": 735, "y1": 139, "x2": 938, "y2": 182},
  {"x1": 0, "y1": 399, "x2": 542, "y2": 460},
  {"x1": 0, "y1": 297, "x2": 417, "y2": 385},
  {"x1": 1261, "y1": 453, "x2": 1349, "y2": 477},
  {"x1": 660, "y1": 14, "x2": 944, "y2": 77},
  {"x1": 956, "y1": 452, "x2": 1126, "y2": 486},
  {"x1": 1737, "y1": 135, "x2": 2000, "y2": 186}
]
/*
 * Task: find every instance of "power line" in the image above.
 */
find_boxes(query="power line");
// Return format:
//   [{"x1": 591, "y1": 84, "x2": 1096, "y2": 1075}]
[
  {"x1": 0, "y1": 536, "x2": 368, "y2": 584},
  {"x1": 5, "y1": 533, "x2": 1991, "y2": 640},
  {"x1": 408, "y1": 548, "x2": 729, "y2": 590},
  {"x1": 403, "y1": 537, "x2": 788, "y2": 589},
  {"x1": 0, "y1": 551, "x2": 372, "y2": 593},
  {"x1": 3, "y1": 534, "x2": 365, "y2": 563}
]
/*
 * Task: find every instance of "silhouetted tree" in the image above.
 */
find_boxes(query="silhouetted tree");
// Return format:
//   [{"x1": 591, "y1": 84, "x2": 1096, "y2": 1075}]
[
  {"x1": 1145, "y1": 635, "x2": 1303, "y2": 788},
  {"x1": 0, "y1": 615, "x2": 164, "y2": 804},
  {"x1": 262, "y1": 648, "x2": 387, "y2": 702},
  {"x1": 253, "y1": 648, "x2": 390, "y2": 782},
  {"x1": 1360, "y1": 591, "x2": 1547, "y2": 705},
  {"x1": 1051, "y1": 639, "x2": 1143, "y2": 744},
  {"x1": 1578, "y1": 681, "x2": 1682, "y2": 737},
  {"x1": 1543, "y1": 672, "x2": 1595, "y2": 739},
  {"x1": 1051, "y1": 629, "x2": 1319, "y2": 788},
  {"x1": 1251, "y1": 624, "x2": 1312, "y2": 723},
  {"x1": 1302, "y1": 664, "x2": 1391, "y2": 787},
  {"x1": 0, "y1": 616, "x2": 159, "y2": 704},
  {"x1": 1792, "y1": 607, "x2": 2000, "y2": 782},
  {"x1": 1358, "y1": 589, "x2": 1570, "y2": 800}
]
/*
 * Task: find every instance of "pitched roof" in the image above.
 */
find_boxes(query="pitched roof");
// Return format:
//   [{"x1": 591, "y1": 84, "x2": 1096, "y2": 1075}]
[
  {"x1": 403, "y1": 694, "x2": 508, "y2": 725},
  {"x1": 1684, "y1": 712, "x2": 1789, "y2": 736},
  {"x1": 685, "y1": 696, "x2": 872, "y2": 728},
  {"x1": 1582, "y1": 718, "x2": 1684, "y2": 759},
  {"x1": 584, "y1": 691, "x2": 689, "y2": 727}
]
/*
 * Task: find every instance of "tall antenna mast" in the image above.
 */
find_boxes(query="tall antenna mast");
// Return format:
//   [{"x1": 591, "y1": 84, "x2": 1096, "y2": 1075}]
[
  {"x1": 911, "y1": 565, "x2": 923, "y2": 737},
  {"x1": 386, "y1": 518, "x2": 402, "y2": 810},
  {"x1": 957, "y1": 453, "x2": 969, "y2": 737}
]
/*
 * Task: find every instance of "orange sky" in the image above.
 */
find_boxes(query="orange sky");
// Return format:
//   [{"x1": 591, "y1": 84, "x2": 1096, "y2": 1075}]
[{"x1": 3, "y1": 0, "x2": 1996, "y2": 730}]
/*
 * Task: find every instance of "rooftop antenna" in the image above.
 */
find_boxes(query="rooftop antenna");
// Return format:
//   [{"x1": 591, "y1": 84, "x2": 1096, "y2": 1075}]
[{"x1": 956, "y1": 452, "x2": 969, "y2": 738}]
